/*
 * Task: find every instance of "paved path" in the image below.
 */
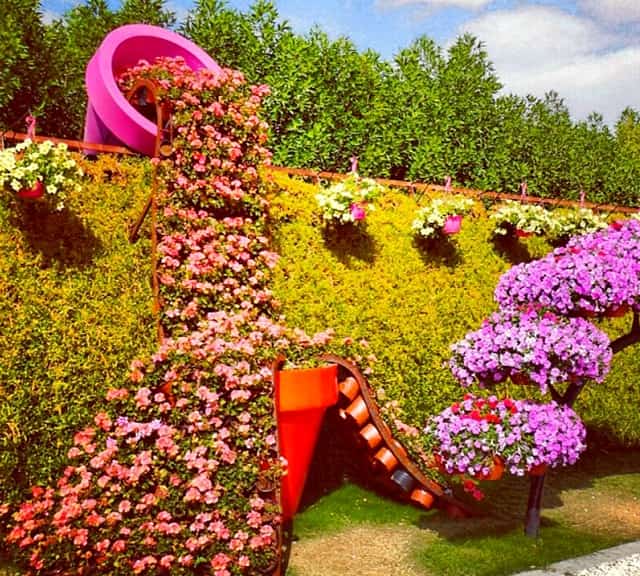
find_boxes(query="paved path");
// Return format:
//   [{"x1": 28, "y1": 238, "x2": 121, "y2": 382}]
[{"x1": 512, "y1": 541, "x2": 640, "y2": 576}]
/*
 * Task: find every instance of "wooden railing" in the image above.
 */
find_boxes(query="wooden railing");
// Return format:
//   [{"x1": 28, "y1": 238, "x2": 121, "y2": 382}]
[
  {"x1": 267, "y1": 165, "x2": 640, "y2": 215},
  {"x1": 2, "y1": 130, "x2": 638, "y2": 214}
]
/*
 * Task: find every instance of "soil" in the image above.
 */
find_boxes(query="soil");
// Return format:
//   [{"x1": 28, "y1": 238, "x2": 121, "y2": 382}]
[{"x1": 287, "y1": 525, "x2": 428, "y2": 576}]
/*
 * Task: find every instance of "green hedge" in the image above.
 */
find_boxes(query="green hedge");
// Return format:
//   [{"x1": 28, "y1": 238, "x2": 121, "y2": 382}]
[
  {"x1": 0, "y1": 161, "x2": 637, "y2": 514},
  {"x1": 0, "y1": 155, "x2": 156, "y2": 504},
  {"x1": 268, "y1": 173, "x2": 640, "y2": 445}
]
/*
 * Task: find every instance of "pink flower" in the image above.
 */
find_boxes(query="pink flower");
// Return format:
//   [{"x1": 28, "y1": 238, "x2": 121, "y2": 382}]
[
  {"x1": 350, "y1": 202, "x2": 366, "y2": 221},
  {"x1": 211, "y1": 552, "x2": 230, "y2": 569}
]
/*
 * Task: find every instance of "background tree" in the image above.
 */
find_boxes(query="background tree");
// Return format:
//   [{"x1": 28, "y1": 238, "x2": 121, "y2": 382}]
[
  {"x1": 1, "y1": 0, "x2": 638, "y2": 206},
  {"x1": 0, "y1": 0, "x2": 50, "y2": 132}
]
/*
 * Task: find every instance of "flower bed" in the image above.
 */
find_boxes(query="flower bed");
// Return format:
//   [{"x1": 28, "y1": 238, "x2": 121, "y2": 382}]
[
  {"x1": 449, "y1": 306, "x2": 612, "y2": 393},
  {"x1": 2, "y1": 56, "x2": 366, "y2": 575}
]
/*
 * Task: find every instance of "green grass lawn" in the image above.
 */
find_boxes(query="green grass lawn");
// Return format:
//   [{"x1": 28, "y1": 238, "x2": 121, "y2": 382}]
[{"x1": 287, "y1": 443, "x2": 640, "y2": 576}]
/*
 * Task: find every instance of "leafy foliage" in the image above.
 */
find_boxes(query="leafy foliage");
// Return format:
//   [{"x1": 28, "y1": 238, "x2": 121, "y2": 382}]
[
  {"x1": 0, "y1": 154, "x2": 156, "y2": 506},
  {"x1": 269, "y1": 173, "x2": 640, "y2": 444},
  {"x1": 2, "y1": 0, "x2": 640, "y2": 206}
]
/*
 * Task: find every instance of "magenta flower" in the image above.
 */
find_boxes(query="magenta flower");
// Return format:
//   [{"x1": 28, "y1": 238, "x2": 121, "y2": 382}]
[
  {"x1": 350, "y1": 202, "x2": 366, "y2": 221},
  {"x1": 423, "y1": 394, "x2": 586, "y2": 477}
]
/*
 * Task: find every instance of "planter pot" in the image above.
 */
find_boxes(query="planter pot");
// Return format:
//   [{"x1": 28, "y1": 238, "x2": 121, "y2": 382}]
[
  {"x1": 358, "y1": 423, "x2": 382, "y2": 450},
  {"x1": 410, "y1": 488, "x2": 435, "y2": 509},
  {"x1": 339, "y1": 395, "x2": 369, "y2": 427},
  {"x1": 256, "y1": 475, "x2": 277, "y2": 497},
  {"x1": 391, "y1": 469, "x2": 416, "y2": 493},
  {"x1": 442, "y1": 214, "x2": 462, "y2": 235},
  {"x1": 435, "y1": 454, "x2": 504, "y2": 480},
  {"x1": 338, "y1": 376, "x2": 359, "y2": 402},
  {"x1": 476, "y1": 457, "x2": 504, "y2": 481},
  {"x1": 576, "y1": 307, "x2": 599, "y2": 318},
  {"x1": 276, "y1": 364, "x2": 338, "y2": 519},
  {"x1": 511, "y1": 372, "x2": 533, "y2": 386},
  {"x1": 372, "y1": 447, "x2": 398, "y2": 473},
  {"x1": 17, "y1": 181, "x2": 45, "y2": 200},
  {"x1": 604, "y1": 305, "x2": 629, "y2": 318},
  {"x1": 528, "y1": 463, "x2": 547, "y2": 476}
]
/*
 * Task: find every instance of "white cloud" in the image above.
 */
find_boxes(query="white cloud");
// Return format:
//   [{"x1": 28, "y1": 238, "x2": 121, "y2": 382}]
[
  {"x1": 459, "y1": 5, "x2": 640, "y2": 124},
  {"x1": 579, "y1": 0, "x2": 640, "y2": 24},
  {"x1": 41, "y1": 9, "x2": 60, "y2": 24},
  {"x1": 376, "y1": 0, "x2": 492, "y2": 11}
]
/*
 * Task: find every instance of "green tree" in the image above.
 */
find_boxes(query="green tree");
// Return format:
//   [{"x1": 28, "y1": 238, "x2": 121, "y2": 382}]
[
  {"x1": 384, "y1": 36, "x2": 445, "y2": 181},
  {"x1": 0, "y1": 0, "x2": 50, "y2": 132},
  {"x1": 117, "y1": 0, "x2": 175, "y2": 27},
  {"x1": 434, "y1": 34, "x2": 502, "y2": 187},
  {"x1": 605, "y1": 107, "x2": 640, "y2": 205}
]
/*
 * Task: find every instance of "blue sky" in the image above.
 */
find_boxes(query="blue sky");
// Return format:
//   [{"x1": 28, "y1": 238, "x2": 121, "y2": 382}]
[{"x1": 41, "y1": 0, "x2": 640, "y2": 126}]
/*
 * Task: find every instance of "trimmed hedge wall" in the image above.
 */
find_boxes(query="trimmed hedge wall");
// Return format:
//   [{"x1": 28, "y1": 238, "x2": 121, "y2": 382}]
[
  {"x1": 268, "y1": 172, "x2": 640, "y2": 445},
  {"x1": 0, "y1": 160, "x2": 637, "y2": 515},
  {"x1": 0, "y1": 155, "x2": 156, "y2": 503}
]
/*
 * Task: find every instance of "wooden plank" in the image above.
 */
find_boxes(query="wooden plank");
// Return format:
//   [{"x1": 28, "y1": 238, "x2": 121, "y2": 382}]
[
  {"x1": 1, "y1": 130, "x2": 134, "y2": 155},
  {"x1": 322, "y1": 353, "x2": 473, "y2": 516}
]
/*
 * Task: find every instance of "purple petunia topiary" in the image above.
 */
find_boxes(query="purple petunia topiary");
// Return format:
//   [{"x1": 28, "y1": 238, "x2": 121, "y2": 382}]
[
  {"x1": 495, "y1": 219, "x2": 640, "y2": 315},
  {"x1": 449, "y1": 306, "x2": 612, "y2": 393},
  {"x1": 423, "y1": 394, "x2": 586, "y2": 478}
]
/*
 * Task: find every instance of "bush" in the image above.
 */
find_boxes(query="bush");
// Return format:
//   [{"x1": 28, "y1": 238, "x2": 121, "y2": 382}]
[
  {"x1": 0, "y1": 154, "x2": 156, "y2": 505},
  {"x1": 269, "y1": 173, "x2": 640, "y2": 444}
]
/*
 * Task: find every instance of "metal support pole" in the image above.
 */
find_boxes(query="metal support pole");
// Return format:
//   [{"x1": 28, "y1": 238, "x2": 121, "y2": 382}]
[
  {"x1": 524, "y1": 380, "x2": 581, "y2": 537},
  {"x1": 524, "y1": 474, "x2": 546, "y2": 537}
]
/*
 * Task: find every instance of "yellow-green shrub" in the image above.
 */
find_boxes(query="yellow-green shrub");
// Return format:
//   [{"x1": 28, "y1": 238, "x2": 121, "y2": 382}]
[
  {"x1": 269, "y1": 173, "x2": 640, "y2": 445},
  {"x1": 0, "y1": 155, "x2": 156, "y2": 503}
]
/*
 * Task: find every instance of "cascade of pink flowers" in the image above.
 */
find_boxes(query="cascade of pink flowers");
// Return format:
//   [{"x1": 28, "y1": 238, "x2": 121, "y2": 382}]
[{"x1": 2, "y1": 57, "x2": 340, "y2": 575}]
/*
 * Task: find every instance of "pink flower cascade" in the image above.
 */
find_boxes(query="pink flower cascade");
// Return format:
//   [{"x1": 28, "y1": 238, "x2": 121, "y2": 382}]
[{"x1": 3, "y1": 57, "x2": 352, "y2": 575}]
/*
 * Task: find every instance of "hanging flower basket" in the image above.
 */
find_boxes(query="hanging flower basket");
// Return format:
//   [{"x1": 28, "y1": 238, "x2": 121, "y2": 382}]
[
  {"x1": 412, "y1": 195, "x2": 475, "y2": 241},
  {"x1": 442, "y1": 214, "x2": 462, "y2": 235},
  {"x1": 17, "y1": 180, "x2": 45, "y2": 200},
  {"x1": 0, "y1": 139, "x2": 82, "y2": 211}
]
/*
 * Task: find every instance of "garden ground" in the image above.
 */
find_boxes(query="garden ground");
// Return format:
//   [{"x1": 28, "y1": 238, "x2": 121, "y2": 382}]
[
  {"x1": 287, "y1": 443, "x2": 640, "y2": 576},
  {"x1": 1, "y1": 444, "x2": 638, "y2": 576}
]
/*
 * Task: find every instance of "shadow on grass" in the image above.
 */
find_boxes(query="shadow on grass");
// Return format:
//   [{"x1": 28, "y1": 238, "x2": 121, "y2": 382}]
[
  {"x1": 322, "y1": 223, "x2": 378, "y2": 267},
  {"x1": 414, "y1": 235, "x2": 462, "y2": 268},
  {"x1": 10, "y1": 201, "x2": 102, "y2": 270},
  {"x1": 417, "y1": 439, "x2": 640, "y2": 541},
  {"x1": 491, "y1": 234, "x2": 532, "y2": 265},
  {"x1": 300, "y1": 412, "x2": 640, "y2": 541}
]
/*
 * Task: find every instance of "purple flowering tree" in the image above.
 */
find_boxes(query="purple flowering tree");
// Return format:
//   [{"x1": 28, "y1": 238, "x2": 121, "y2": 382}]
[{"x1": 449, "y1": 218, "x2": 640, "y2": 537}]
